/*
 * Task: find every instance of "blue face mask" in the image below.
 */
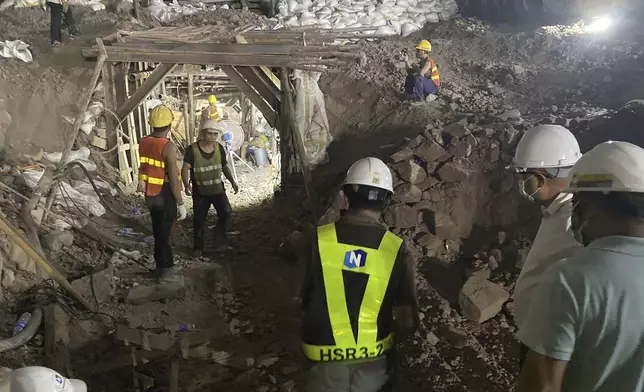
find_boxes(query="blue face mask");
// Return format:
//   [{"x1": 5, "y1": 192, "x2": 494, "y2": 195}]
[{"x1": 518, "y1": 175, "x2": 541, "y2": 202}]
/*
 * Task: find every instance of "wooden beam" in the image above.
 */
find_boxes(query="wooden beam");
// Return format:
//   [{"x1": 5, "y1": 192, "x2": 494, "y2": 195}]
[
  {"x1": 280, "y1": 68, "x2": 319, "y2": 220},
  {"x1": 187, "y1": 72, "x2": 195, "y2": 144},
  {"x1": 221, "y1": 66, "x2": 278, "y2": 127},
  {"x1": 115, "y1": 63, "x2": 176, "y2": 119},
  {"x1": 98, "y1": 48, "x2": 345, "y2": 68},
  {"x1": 236, "y1": 66, "x2": 280, "y2": 111}
]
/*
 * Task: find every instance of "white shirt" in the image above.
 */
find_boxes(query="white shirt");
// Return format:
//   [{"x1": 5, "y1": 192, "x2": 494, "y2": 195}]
[
  {"x1": 513, "y1": 193, "x2": 582, "y2": 328},
  {"x1": 518, "y1": 236, "x2": 644, "y2": 392}
]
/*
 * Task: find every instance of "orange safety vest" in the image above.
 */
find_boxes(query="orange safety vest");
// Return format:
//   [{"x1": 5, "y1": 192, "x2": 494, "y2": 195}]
[
  {"x1": 138, "y1": 136, "x2": 170, "y2": 197},
  {"x1": 424, "y1": 58, "x2": 440, "y2": 87}
]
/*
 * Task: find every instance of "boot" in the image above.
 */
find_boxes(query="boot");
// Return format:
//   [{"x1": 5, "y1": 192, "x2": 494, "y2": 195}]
[{"x1": 157, "y1": 267, "x2": 184, "y2": 285}]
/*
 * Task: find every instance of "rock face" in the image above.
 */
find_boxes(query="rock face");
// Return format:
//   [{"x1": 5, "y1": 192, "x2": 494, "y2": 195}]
[{"x1": 459, "y1": 271, "x2": 509, "y2": 323}]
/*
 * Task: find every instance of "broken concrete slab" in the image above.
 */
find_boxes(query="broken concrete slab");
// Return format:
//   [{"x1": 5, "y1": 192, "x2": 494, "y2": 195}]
[
  {"x1": 71, "y1": 263, "x2": 116, "y2": 304},
  {"x1": 393, "y1": 184, "x2": 422, "y2": 204},
  {"x1": 1, "y1": 268, "x2": 14, "y2": 289},
  {"x1": 454, "y1": 140, "x2": 473, "y2": 158},
  {"x1": 126, "y1": 281, "x2": 185, "y2": 305},
  {"x1": 438, "y1": 162, "x2": 471, "y2": 182},
  {"x1": 415, "y1": 232, "x2": 442, "y2": 253},
  {"x1": 459, "y1": 275, "x2": 509, "y2": 323},
  {"x1": 394, "y1": 160, "x2": 426, "y2": 184},
  {"x1": 415, "y1": 176, "x2": 436, "y2": 191},
  {"x1": 383, "y1": 205, "x2": 419, "y2": 229},
  {"x1": 404, "y1": 134, "x2": 426, "y2": 149},
  {"x1": 430, "y1": 212, "x2": 458, "y2": 240},
  {"x1": 41, "y1": 230, "x2": 75, "y2": 252},
  {"x1": 391, "y1": 147, "x2": 414, "y2": 163}
]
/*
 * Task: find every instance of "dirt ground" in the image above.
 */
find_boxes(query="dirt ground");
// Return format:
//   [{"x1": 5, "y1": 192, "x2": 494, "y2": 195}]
[{"x1": 0, "y1": 4, "x2": 644, "y2": 392}]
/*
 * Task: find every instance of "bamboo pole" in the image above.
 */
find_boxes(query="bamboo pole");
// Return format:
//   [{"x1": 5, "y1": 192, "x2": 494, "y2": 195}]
[
  {"x1": 0, "y1": 214, "x2": 94, "y2": 310},
  {"x1": 187, "y1": 72, "x2": 195, "y2": 144}
]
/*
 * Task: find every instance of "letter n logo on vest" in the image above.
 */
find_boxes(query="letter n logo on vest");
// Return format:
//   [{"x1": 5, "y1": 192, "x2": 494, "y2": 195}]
[{"x1": 343, "y1": 249, "x2": 367, "y2": 269}]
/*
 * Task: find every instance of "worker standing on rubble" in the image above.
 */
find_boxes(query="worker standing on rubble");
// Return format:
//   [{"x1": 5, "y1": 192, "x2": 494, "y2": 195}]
[
  {"x1": 299, "y1": 157, "x2": 419, "y2": 392},
  {"x1": 41, "y1": 0, "x2": 77, "y2": 47},
  {"x1": 138, "y1": 104, "x2": 187, "y2": 283},
  {"x1": 199, "y1": 94, "x2": 221, "y2": 130},
  {"x1": 181, "y1": 119, "x2": 239, "y2": 257},
  {"x1": 512, "y1": 125, "x2": 582, "y2": 366},
  {"x1": 517, "y1": 141, "x2": 644, "y2": 392},
  {"x1": 403, "y1": 40, "x2": 440, "y2": 101}
]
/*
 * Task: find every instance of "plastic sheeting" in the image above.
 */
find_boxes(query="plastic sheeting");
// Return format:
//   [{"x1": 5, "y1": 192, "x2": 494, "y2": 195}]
[
  {"x1": 21, "y1": 168, "x2": 106, "y2": 217},
  {"x1": 293, "y1": 70, "x2": 332, "y2": 167},
  {"x1": 0, "y1": 40, "x2": 32, "y2": 63}
]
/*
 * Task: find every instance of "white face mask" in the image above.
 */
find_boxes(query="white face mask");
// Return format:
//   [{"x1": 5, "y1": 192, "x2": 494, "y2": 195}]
[{"x1": 518, "y1": 175, "x2": 541, "y2": 202}]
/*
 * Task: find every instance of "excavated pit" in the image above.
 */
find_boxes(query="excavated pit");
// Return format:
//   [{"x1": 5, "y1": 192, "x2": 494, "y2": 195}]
[{"x1": 0, "y1": 4, "x2": 644, "y2": 392}]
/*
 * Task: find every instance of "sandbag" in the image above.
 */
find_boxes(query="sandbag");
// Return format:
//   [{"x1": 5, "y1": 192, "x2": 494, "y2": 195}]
[
  {"x1": 425, "y1": 12, "x2": 439, "y2": 23},
  {"x1": 0, "y1": 40, "x2": 32, "y2": 63},
  {"x1": 401, "y1": 22, "x2": 421, "y2": 36},
  {"x1": 293, "y1": 70, "x2": 332, "y2": 167},
  {"x1": 376, "y1": 25, "x2": 398, "y2": 35}
]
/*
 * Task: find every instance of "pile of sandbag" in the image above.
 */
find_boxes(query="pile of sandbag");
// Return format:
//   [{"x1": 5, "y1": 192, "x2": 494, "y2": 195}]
[
  {"x1": 147, "y1": 0, "x2": 222, "y2": 23},
  {"x1": 274, "y1": 0, "x2": 458, "y2": 35}
]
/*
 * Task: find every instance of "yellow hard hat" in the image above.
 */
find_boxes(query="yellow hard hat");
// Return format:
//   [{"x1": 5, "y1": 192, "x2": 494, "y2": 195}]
[
  {"x1": 416, "y1": 40, "x2": 432, "y2": 52},
  {"x1": 208, "y1": 95, "x2": 218, "y2": 104},
  {"x1": 149, "y1": 105, "x2": 174, "y2": 128}
]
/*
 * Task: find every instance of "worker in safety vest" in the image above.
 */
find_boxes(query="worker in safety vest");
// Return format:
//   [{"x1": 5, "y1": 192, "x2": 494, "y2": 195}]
[
  {"x1": 403, "y1": 40, "x2": 440, "y2": 101},
  {"x1": 181, "y1": 119, "x2": 239, "y2": 257},
  {"x1": 299, "y1": 157, "x2": 419, "y2": 392},
  {"x1": 199, "y1": 94, "x2": 221, "y2": 130},
  {"x1": 0, "y1": 366, "x2": 87, "y2": 392},
  {"x1": 138, "y1": 104, "x2": 187, "y2": 283}
]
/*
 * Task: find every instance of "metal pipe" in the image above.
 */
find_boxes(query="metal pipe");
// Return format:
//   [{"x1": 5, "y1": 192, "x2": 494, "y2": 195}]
[{"x1": 128, "y1": 71, "x2": 152, "y2": 82}]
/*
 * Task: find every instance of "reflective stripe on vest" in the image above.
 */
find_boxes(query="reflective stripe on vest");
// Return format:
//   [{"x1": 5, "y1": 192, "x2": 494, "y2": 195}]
[
  {"x1": 428, "y1": 59, "x2": 440, "y2": 86},
  {"x1": 302, "y1": 223, "x2": 403, "y2": 362},
  {"x1": 206, "y1": 106, "x2": 221, "y2": 122},
  {"x1": 138, "y1": 136, "x2": 170, "y2": 197},
  {"x1": 193, "y1": 142, "x2": 223, "y2": 195}
]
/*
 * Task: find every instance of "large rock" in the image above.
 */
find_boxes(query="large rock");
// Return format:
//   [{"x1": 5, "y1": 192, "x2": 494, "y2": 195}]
[
  {"x1": 42, "y1": 231, "x2": 75, "y2": 252},
  {"x1": 393, "y1": 184, "x2": 422, "y2": 204},
  {"x1": 454, "y1": 140, "x2": 472, "y2": 158},
  {"x1": 415, "y1": 141, "x2": 446, "y2": 163},
  {"x1": 438, "y1": 162, "x2": 470, "y2": 182},
  {"x1": 126, "y1": 282, "x2": 185, "y2": 305},
  {"x1": 443, "y1": 122, "x2": 468, "y2": 138},
  {"x1": 459, "y1": 271, "x2": 509, "y2": 323},
  {"x1": 72, "y1": 263, "x2": 116, "y2": 304},
  {"x1": 431, "y1": 212, "x2": 458, "y2": 240},
  {"x1": 383, "y1": 205, "x2": 418, "y2": 228},
  {"x1": 394, "y1": 160, "x2": 426, "y2": 184},
  {"x1": 415, "y1": 233, "x2": 442, "y2": 253},
  {"x1": 391, "y1": 147, "x2": 414, "y2": 163}
]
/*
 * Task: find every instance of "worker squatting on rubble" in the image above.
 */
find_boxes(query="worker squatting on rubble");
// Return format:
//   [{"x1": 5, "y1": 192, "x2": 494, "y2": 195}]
[
  {"x1": 299, "y1": 157, "x2": 419, "y2": 392},
  {"x1": 40, "y1": 0, "x2": 76, "y2": 47},
  {"x1": 403, "y1": 40, "x2": 440, "y2": 101},
  {"x1": 0, "y1": 366, "x2": 87, "y2": 392},
  {"x1": 181, "y1": 119, "x2": 239, "y2": 257},
  {"x1": 511, "y1": 125, "x2": 583, "y2": 366},
  {"x1": 517, "y1": 141, "x2": 644, "y2": 392},
  {"x1": 199, "y1": 94, "x2": 222, "y2": 130},
  {"x1": 138, "y1": 105, "x2": 187, "y2": 283}
]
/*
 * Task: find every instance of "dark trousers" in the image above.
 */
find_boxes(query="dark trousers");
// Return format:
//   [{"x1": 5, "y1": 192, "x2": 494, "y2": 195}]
[
  {"x1": 519, "y1": 343, "x2": 529, "y2": 368},
  {"x1": 146, "y1": 185, "x2": 177, "y2": 270},
  {"x1": 404, "y1": 74, "x2": 439, "y2": 100},
  {"x1": 192, "y1": 191, "x2": 232, "y2": 251},
  {"x1": 47, "y1": 2, "x2": 76, "y2": 44}
]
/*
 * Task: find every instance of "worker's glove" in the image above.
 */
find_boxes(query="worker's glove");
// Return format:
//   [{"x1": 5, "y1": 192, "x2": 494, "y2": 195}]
[
  {"x1": 177, "y1": 204, "x2": 187, "y2": 221},
  {"x1": 232, "y1": 183, "x2": 239, "y2": 194},
  {"x1": 184, "y1": 187, "x2": 192, "y2": 196},
  {"x1": 400, "y1": 52, "x2": 408, "y2": 61}
]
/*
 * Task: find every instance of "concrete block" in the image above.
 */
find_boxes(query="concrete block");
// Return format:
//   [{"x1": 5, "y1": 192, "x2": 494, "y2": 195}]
[
  {"x1": 383, "y1": 205, "x2": 418, "y2": 229},
  {"x1": 126, "y1": 282, "x2": 185, "y2": 305},
  {"x1": 415, "y1": 141, "x2": 446, "y2": 163},
  {"x1": 394, "y1": 160, "x2": 426, "y2": 184},
  {"x1": 391, "y1": 147, "x2": 414, "y2": 163},
  {"x1": 10, "y1": 243, "x2": 36, "y2": 274},
  {"x1": 393, "y1": 184, "x2": 422, "y2": 204},
  {"x1": 459, "y1": 275, "x2": 509, "y2": 323},
  {"x1": 71, "y1": 263, "x2": 116, "y2": 304}
]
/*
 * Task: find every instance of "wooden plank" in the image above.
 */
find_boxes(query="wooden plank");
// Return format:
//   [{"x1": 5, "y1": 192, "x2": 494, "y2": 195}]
[
  {"x1": 106, "y1": 42, "x2": 358, "y2": 54},
  {"x1": 221, "y1": 66, "x2": 278, "y2": 128},
  {"x1": 115, "y1": 63, "x2": 177, "y2": 120}
]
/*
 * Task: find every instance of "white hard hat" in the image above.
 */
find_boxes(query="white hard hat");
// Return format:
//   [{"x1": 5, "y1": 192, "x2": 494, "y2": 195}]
[
  {"x1": 343, "y1": 157, "x2": 393, "y2": 193},
  {"x1": 566, "y1": 141, "x2": 644, "y2": 194},
  {"x1": 10, "y1": 367, "x2": 87, "y2": 392},
  {"x1": 513, "y1": 125, "x2": 581, "y2": 169},
  {"x1": 201, "y1": 119, "x2": 223, "y2": 133}
]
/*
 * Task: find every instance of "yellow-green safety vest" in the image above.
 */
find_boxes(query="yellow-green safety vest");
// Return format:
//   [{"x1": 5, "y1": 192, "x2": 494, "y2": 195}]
[
  {"x1": 192, "y1": 142, "x2": 223, "y2": 195},
  {"x1": 302, "y1": 223, "x2": 403, "y2": 362}
]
